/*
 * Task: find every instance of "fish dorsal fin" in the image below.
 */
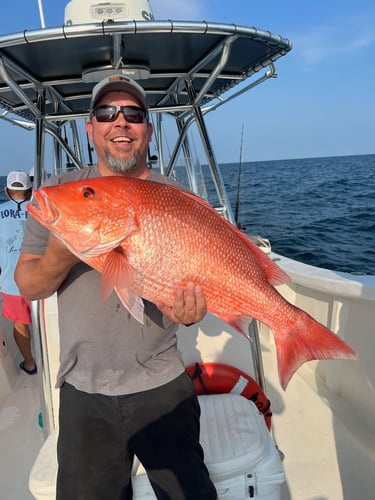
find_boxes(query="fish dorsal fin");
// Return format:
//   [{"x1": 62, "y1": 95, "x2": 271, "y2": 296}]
[
  {"x1": 233, "y1": 227, "x2": 290, "y2": 286},
  {"x1": 250, "y1": 244, "x2": 290, "y2": 286},
  {"x1": 101, "y1": 247, "x2": 137, "y2": 302},
  {"x1": 175, "y1": 188, "x2": 290, "y2": 286}
]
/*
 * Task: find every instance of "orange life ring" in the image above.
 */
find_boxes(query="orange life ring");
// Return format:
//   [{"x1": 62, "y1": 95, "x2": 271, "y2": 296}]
[{"x1": 186, "y1": 362, "x2": 272, "y2": 430}]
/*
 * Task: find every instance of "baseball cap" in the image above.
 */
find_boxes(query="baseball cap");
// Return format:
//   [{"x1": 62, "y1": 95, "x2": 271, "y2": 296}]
[
  {"x1": 7, "y1": 171, "x2": 32, "y2": 190},
  {"x1": 90, "y1": 75, "x2": 148, "y2": 110},
  {"x1": 29, "y1": 167, "x2": 47, "y2": 181}
]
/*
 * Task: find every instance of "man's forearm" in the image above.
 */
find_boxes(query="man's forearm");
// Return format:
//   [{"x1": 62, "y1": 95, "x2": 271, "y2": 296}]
[{"x1": 15, "y1": 235, "x2": 79, "y2": 300}]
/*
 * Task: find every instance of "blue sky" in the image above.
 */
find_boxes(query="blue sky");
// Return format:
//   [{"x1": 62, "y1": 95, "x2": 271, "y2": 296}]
[{"x1": 0, "y1": 0, "x2": 374, "y2": 174}]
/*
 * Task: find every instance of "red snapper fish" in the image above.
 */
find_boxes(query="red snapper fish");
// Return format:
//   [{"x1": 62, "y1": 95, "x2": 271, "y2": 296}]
[{"x1": 28, "y1": 176, "x2": 357, "y2": 389}]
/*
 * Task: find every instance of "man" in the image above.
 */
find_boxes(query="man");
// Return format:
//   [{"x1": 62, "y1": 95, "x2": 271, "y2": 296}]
[
  {"x1": 15, "y1": 75, "x2": 217, "y2": 500},
  {"x1": 0, "y1": 170, "x2": 36, "y2": 374}
]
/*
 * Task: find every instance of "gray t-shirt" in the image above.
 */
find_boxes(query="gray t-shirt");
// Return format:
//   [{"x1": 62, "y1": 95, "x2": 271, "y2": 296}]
[{"x1": 22, "y1": 166, "x2": 185, "y2": 395}]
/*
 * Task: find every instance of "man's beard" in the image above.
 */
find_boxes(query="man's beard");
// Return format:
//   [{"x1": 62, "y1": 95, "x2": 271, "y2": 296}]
[{"x1": 104, "y1": 149, "x2": 141, "y2": 174}]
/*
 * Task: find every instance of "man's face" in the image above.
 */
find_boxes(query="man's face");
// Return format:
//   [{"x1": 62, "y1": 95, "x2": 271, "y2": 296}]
[
  {"x1": 5, "y1": 187, "x2": 32, "y2": 201},
  {"x1": 86, "y1": 91, "x2": 153, "y2": 176}
]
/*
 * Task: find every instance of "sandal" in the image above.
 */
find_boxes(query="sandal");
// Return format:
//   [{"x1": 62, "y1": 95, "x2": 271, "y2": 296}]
[{"x1": 20, "y1": 361, "x2": 37, "y2": 375}]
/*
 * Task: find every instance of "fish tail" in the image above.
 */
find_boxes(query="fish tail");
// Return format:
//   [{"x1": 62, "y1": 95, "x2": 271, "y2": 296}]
[{"x1": 273, "y1": 310, "x2": 358, "y2": 390}]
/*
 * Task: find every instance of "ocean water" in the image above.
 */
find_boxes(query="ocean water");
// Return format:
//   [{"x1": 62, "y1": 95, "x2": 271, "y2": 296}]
[
  {"x1": 1, "y1": 153, "x2": 374, "y2": 274},
  {"x1": 216, "y1": 153, "x2": 375, "y2": 275}
]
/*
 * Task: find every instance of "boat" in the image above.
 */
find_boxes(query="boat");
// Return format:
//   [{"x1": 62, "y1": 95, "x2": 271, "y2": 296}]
[{"x1": 0, "y1": 1, "x2": 374, "y2": 498}]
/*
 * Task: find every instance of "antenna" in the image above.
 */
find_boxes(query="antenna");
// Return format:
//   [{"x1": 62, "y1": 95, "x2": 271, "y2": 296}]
[{"x1": 37, "y1": 0, "x2": 46, "y2": 28}]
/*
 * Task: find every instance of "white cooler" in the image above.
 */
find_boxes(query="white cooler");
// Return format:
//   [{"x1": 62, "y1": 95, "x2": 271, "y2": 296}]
[{"x1": 29, "y1": 394, "x2": 285, "y2": 499}]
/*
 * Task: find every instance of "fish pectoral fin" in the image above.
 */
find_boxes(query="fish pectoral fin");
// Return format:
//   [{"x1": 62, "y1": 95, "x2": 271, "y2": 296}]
[
  {"x1": 115, "y1": 287, "x2": 144, "y2": 324},
  {"x1": 101, "y1": 247, "x2": 137, "y2": 302},
  {"x1": 101, "y1": 247, "x2": 144, "y2": 324}
]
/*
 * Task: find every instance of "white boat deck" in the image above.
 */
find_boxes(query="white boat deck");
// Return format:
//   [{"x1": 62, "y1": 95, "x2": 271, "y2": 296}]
[
  {"x1": 0, "y1": 331, "x2": 373, "y2": 500},
  {"x1": 0, "y1": 370, "x2": 43, "y2": 500},
  {"x1": 261, "y1": 329, "x2": 374, "y2": 500}
]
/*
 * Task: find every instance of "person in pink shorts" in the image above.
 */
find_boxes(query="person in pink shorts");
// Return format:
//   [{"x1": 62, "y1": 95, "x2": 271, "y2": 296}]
[{"x1": 0, "y1": 170, "x2": 36, "y2": 374}]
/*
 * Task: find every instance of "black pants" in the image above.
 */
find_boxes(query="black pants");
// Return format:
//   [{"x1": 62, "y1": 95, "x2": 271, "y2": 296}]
[{"x1": 56, "y1": 372, "x2": 217, "y2": 500}]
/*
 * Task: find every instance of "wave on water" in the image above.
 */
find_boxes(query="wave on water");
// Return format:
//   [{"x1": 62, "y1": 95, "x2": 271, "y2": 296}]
[{"x1": 215, "y1": 154, "x2": 375, "y2": 275}]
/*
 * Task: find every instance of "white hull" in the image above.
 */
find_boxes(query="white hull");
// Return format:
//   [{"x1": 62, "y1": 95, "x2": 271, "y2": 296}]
[
  {"x1": 261, "y1": 325, "x2": 374, "y2": 499},
  {"x1": 273, "y1": 252, "x2": 375, "y2": 434}
]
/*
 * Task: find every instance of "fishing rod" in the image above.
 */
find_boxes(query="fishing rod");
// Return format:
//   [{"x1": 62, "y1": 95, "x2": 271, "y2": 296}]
[{"x1": 234, "y1": 124, "x2": 244, "y2": 229}]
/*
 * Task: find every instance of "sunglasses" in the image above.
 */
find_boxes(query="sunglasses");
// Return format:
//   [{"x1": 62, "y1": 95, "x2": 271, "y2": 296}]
[{"x1": 91, "y1": 105, "x2": 148, "y2": 123}]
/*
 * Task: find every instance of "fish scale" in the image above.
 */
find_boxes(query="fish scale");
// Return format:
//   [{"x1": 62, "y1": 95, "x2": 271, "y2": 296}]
[{"x1": 28, "y1": 175, "x2": 358, "y2": 389}]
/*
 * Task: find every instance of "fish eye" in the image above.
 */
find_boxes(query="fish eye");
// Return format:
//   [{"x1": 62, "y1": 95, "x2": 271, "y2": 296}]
[{"x1": 82, "y1": 187, "x2": 95, "y2": 199}]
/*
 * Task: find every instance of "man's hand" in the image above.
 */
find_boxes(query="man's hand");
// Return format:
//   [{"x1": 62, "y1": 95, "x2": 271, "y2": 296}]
[{"x1": 156, "y1": 282, "x2": 207, "y2": 325}]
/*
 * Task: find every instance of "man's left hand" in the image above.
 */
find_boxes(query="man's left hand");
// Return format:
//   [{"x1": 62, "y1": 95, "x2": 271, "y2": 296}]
[{"x1": 156, "y1": 282, "x2": 207, "y2": 325}]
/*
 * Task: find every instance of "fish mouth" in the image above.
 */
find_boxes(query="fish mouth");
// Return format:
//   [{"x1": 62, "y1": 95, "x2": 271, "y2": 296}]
[{"x1": 28, "y1": 190, "x2": 60, "y2": 225}]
